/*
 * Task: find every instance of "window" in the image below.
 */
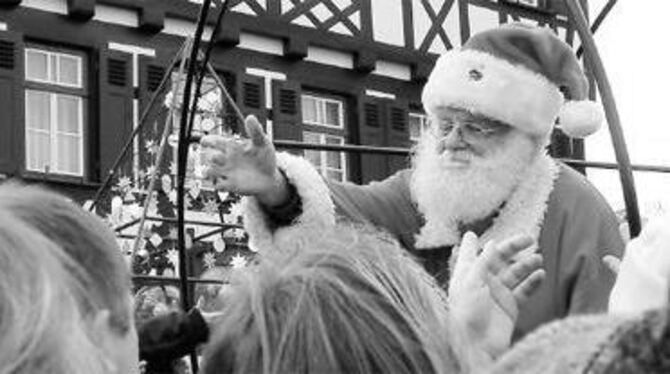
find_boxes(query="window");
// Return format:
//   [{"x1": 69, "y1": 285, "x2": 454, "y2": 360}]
[
  {"x1": 301, "y1": 93, "x2": 348, "y2": 181},
  {"x1": 25, "y1": 47, "x2": 87, "y2": 176},
  {"x1": 303, "y1": 131, "x2": 347, "y2": 182},
  {"x1": 302, "y1": 94, "x2": 344, "y2": 129},
  {"x1": 409, "y1": 112, "x2": 429, "y2": 145}
]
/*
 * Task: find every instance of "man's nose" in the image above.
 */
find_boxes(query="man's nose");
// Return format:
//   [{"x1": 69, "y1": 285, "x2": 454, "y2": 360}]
[{"x1": 441, "y1": 126, "x2": 466, "y2": 150}]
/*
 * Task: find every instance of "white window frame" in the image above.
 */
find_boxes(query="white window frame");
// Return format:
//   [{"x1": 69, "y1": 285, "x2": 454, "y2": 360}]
[
  {"x1": 409, "y1": 112, "x2": 429, "y2": 143},
  {"x1": 24, "y1": 47, "x2": 86, "y2": 177},
  {"x1": 25, "y1": 91, "x2": 84, "y2": 176},
  {"x1": 25, "y1": 48, "x2": 83, "y2": 88},
  {"x1": 301, "y1": 94, "x2": 345, "y2": 129},
  {"x1": 303, "y1": 131, "x2": 348, "y2": 182}
]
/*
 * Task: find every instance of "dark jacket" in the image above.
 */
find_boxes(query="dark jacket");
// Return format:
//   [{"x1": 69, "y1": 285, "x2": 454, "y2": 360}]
[{"x1": 138, "y1": 309, "x2": 209, "y2": 374}]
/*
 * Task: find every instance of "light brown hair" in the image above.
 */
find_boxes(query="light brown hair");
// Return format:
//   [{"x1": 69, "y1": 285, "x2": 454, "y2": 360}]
[{"x1": 201, "y1": 225, "x2": 463, "y2": 374}]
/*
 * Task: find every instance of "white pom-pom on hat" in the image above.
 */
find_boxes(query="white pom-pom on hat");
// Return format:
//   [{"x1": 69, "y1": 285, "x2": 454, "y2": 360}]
[{"x1": 557, "y1": 100, "x2": 604, "y2": 138}]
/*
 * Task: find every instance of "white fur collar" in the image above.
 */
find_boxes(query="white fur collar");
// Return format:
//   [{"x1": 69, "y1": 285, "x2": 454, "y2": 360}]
[{"x1": 414, "y1": 153, "x2": 559, "y2": 251}]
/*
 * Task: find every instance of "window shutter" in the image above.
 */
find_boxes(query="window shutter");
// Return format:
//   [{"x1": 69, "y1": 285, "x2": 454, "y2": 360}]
[
  {"x1": 98, "y1": 48, "x2": 133, "y2": 181},
  {"x1": 138, "y1": 54, "x2": 170, "y2": 173},
  {"x1": 271, "y1": 80, "x2": 303, "y2": 153},
  {"x1": 237, "y1": 73, "x2": 266, "y2": 133},
  {"x1": 356, "y1": 94, "x2": 387, "y2": 183},
  {"x1": 216, "y1": 70, "x2": 239, "y2": 133},
  {"x1": 0, "y1": 31, "x2": 24, "y2": 176},
  {"x1": 385, "y1": 101, "x2": 411, "y2": 175}
]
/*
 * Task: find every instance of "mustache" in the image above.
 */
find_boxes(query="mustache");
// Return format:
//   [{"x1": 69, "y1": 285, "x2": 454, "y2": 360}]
[{"x1": 438, "y1": 149, "x2": 476, "y2": 164}]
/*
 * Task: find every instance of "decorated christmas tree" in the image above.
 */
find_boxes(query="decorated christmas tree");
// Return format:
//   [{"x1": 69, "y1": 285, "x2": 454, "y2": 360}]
[{"x1": 97, "y1": 64, "x2": 255, "y2": 325}]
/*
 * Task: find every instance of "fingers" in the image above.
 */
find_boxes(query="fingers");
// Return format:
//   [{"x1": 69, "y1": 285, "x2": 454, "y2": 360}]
[
  {"x1": 485, "y1": 251, "x2": 543, "y2": 320},
  {"x1": 200, "y1": 161, "x2": 236, "y2": 191},
  {"x1": 499, "y1": 254, "x2": 543, "y2": 290},
  {"x1": 493, "y1": 234, "x2": 535, "y2": 263},
  {"x1": 452, "y1": 232, "x2": 480, "y2": 279},
  {"x1": 481, "y1": 235, "x2": 535, "y2": 274},
  {"x1": 488, "y1": 268, "x2": 545, "y2": 321},
  {"x1": 200, "y1": 134, "x2": 230, "y2": 150},
  {"x1": 603, "y1": 255, "x2": 621, "y2": 275},
  {"x1": 213, "y1": 177, "x2": 235, "y2": 192},
  {"x1": 512, "y1": 268, "x2": 546, "y2": 305},
  {"x1": 459, "y1": 231, "x2": 480, "y2": 266},
  {"x1": 200, "y1": 116, "x2": 266, "y2": 151},
  {"x1": 487, "y1": 272, "x2": 518, "y2": 320},
  {"x1": 200, "y1": 137, "x2": 242, "y2": 176},
  {"x1": 245, "y1": 115, "x2": 268, "y2": 148}
]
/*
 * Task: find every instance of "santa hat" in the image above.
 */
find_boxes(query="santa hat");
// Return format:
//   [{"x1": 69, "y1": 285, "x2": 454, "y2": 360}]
[{"x1": 422, "y1": 23, "x2": 603, "y2": 138}]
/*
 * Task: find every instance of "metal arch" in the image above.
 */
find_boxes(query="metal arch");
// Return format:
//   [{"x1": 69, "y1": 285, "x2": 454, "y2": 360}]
[
  {"x1": 563, "y1": 0, "x2": 641, "y2": 237},
  {"x1": 576, "y1": 0, "x2": 619, "y2": 59}
]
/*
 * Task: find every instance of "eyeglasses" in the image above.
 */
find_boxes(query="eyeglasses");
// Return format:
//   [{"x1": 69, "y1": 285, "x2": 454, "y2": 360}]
[{"x1": 429, "y1": 113, "x2": 512, "y2": 142}]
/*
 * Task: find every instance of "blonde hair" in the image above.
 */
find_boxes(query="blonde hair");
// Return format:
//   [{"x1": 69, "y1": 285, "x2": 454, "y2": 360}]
[
  {"x1": 0, "y1": 183, "x2": 132, "y2": 373},
  {"x1": 201, "y1": 225, "x2": 465, "y2": 374}
]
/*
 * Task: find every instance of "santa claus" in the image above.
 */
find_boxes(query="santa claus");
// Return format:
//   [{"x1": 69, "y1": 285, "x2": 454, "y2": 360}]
[{"x1": 200, "y1": 23, "x2": 624, "y2": 338}]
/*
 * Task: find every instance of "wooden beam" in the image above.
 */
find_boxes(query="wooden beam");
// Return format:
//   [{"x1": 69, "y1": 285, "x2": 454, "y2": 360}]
[
  {"x1": 458, "y1": 0, "x2": 471, "y2": 44},
  {"x1": 267, "y1": 0, "x2": 281, "y2": 16},
  {"x1": 419, "y1": 0, "x2": 454, "y2": 51},
  {"x1": 358, "y1": 0, "x2": 373, "y2": 41},
  {"x1": 401, "y1": 0, "x2": 415, "y2": 50},
  {"x1": 321, "y1": 2, "x2": 360, "y2": 36},
  {"x1": 281, "y1": 0, "x2": 321, "y2": 22}
]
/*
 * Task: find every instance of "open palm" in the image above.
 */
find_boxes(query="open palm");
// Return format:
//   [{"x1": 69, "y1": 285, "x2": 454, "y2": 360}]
[
  {"x1": 448, "y1": 232, "x2": 546, "y2": 360},
  {"x1": 200, "y1": 115, "x2": 283, "y2": 202}
]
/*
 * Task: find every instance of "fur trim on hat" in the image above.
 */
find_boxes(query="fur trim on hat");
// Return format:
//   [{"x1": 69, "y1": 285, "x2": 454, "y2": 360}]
[
  {"x1": 242, "y1": 152, "x2": 336, "y2": 252},
  {"x1": 558, "y1": 100, "x2": 604, "y2": 138},
  {"x1": 422, "y1": 50, "x2": 564, "y2": 137}
]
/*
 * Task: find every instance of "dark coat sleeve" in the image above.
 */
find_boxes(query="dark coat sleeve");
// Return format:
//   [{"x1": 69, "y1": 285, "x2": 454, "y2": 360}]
[{"x1": 263, "y1": 169, "x2": 422, "y2": 245}]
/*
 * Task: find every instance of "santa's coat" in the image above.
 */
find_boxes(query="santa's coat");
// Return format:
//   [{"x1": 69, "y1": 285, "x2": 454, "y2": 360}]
[{"x1": 242, "y1": 152, "x2": 624, "y2": 338}]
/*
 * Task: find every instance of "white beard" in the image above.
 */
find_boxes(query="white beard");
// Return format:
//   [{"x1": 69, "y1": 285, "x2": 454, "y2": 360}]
[{"x1": 410, "y1": 132, "x2": 540, "y2": 247}]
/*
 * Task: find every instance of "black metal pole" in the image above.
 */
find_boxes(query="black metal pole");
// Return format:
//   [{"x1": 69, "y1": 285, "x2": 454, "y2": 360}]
[
  {"x1": 186, "y1": 0, "x2": 233, "y2": 137},
  {"x1": 176, "y1": 1, "x2": 213, "y2": 372}
]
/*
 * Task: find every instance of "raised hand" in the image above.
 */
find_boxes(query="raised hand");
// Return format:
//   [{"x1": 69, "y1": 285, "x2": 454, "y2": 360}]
[
  {"x1": 200, "y1": 115, "x2": 289, "y2": 207},
  {"x1": 448, "y1": 232, "x2": 546, "y2": 362}
]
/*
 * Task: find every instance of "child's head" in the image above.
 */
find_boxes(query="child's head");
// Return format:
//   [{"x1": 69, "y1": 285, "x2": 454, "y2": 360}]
[
  {"x1": 201, "y1": 225, "x2": 463, "y2": 374},
  {"x1": 0, "y1": 183, "x2": 137, "y2": 373}
]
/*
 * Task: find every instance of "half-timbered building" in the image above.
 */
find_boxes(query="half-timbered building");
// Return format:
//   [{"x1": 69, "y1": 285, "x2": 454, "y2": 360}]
[{"x1": 0, "y1": 0, "x2": 589, "y2": 200}]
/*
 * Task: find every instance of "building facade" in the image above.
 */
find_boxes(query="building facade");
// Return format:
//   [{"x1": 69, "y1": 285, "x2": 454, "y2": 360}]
[{"x1": 0, "y1": 0, "x2": 588, "y2": 201}]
